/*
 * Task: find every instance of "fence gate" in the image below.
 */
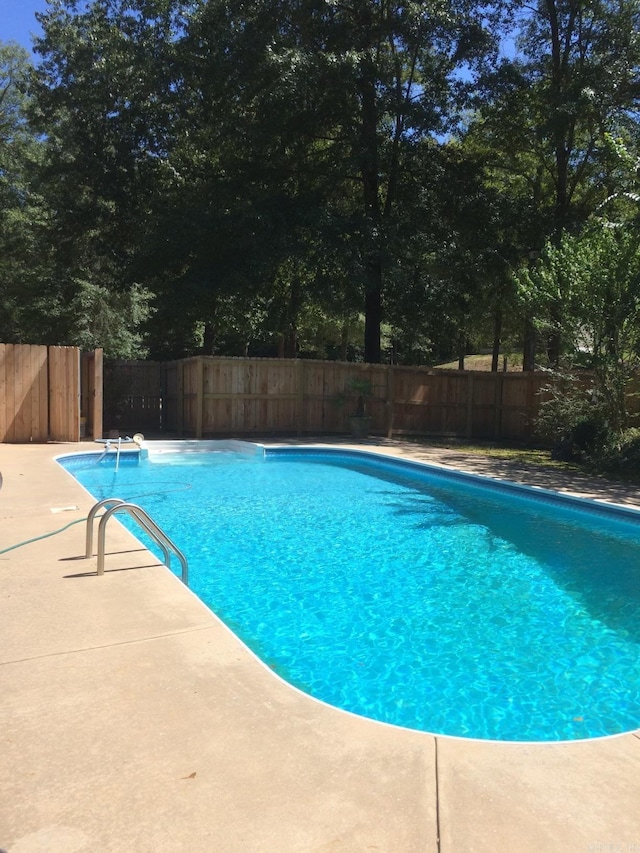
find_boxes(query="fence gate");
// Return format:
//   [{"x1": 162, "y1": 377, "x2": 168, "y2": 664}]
[
  {"x1": 103, "y1": 360, "x2": 165, "y2": 435},
  {"x1": 0, "y1": 344, "x2": 103, "y2": 443},
  {"x1": 0, "y1": 344, "x2": 49, "y2": 442}
]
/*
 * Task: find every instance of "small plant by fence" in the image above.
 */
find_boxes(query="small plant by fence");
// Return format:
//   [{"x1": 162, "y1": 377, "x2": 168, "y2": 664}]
[{"x1": 104, "y1": 355, "x2": 550, "y2": 442}]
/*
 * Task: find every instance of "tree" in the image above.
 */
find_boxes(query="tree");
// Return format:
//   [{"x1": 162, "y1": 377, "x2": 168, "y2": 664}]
[
  {"x1": 0, "y1": 41, "x2": 49, "y2": 343},
  {"x1": 27, "y1": 0, "x2": 183, "y2": 355},
  {"x1": 466, "y1": 0, "x2": 640, "y2": 368},
  {"x1": 518, "y1": 132, "x2": 640, "y2": 439},
  {"x1": 167, "y1": 0, "x2": 507, "y2": 362},
  {"x1": 27, "y1": 0, "x2": 640, "y2": 367}
]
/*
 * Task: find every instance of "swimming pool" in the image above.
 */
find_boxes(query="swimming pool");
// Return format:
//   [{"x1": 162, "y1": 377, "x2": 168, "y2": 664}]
[{"x1": 60, "y1": 444, "x2": 640, "y2": 742}]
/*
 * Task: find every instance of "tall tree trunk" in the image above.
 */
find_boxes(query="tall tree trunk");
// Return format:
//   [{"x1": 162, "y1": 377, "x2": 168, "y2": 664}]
[
  {"x1": 359, "y1": 37, "x2": 382, "y2": 364},
  {"x1": 364, "y1": 267, "x2": 382, "y2": 363},
  {"x1": 202, "y1": 320, "x2": 215, "y2": 355},
  {"x1": 491, "y1": 307, "x2": 503, "y2": 372},
  {"x1": 523, "y1": 317, "x2": 536, "y2": 371},
  {"x1": 458, "y1": 331, "x2": 466, "y2": 370},
  {"x1": 547, "y1": 328, "x2": 561, "y2": 368},
  {"x1": 283, "y1": 327, "x2": 297, "y2": 359},
  {"x1": 340, "y1": 317, "x2": 350, "y2": 361},
  {"x1": 545, "y1": 0, "x2": 575, "y2": 369},
  {"x1": 282, "y1": 278, "x2": 301, "y2": 359}
]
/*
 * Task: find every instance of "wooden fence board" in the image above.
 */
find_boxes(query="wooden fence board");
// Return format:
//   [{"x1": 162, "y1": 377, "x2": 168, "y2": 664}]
[
  {"x1": 0, "y1": 344, "x2": 50, "y2": 442},
  {"x1": 14, "y1": 345, "x2": 26, "y2": 440},
  {"x1": 92, "y1": 348, "x2": 104, "y2": 440},
  {"x1": 4, "y1": 345, "x2": 16, "y2": 441},
  {"x1": 0, "y1": 345, "x2": 6, "y2": 441},
  {"x1": 32, "y1": 346, "x2": 49, "y2": 441},
  {"x1": 49, "y1": 346, "x2": 80, "y2": 442}
]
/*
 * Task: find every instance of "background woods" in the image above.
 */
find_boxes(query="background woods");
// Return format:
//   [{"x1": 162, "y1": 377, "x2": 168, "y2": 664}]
[{"x1": 0, "y1": 0, "x2": 638, "y2": 390}]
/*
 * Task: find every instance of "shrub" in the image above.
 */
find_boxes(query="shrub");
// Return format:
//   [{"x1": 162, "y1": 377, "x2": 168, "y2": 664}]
[
  {"x1": 598, "y1": 428, "x2": 640, "y2": 475},
  {"x1": 535, "y1": 371, "x2": 610, "y2": 462}
]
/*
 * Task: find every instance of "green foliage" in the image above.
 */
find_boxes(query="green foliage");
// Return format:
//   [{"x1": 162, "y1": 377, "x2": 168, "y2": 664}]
[
  {"x1": 336, "y1": 377, "x2": 374, "y2": 417},
  {"x1": 597, "y1": 429, "x2": 640, "y2": 475},
  {"x1": 520, "y1": 217, "x2": 640, "y2": 426},
  {"x1": 65, "y1": 280, "x2": 153, "y2": 358},
  {"x1": 29, "y1": 0, "x2": 509, "y2": 362},
  {"x1": 348, "y1": 378, "x2": 373, "y2": 418},
  {"x1": 463, "y1": 0, "x2": 640, "y2": 367},
  {"x1": 0, "y1": 41, "x2": 49, "y2": 343},
  {"x1": 535, "y1": 371, "x2": 609, "y2": 461},
  {"x1": 528, "y1": 129, "x2": 640, "y2": 464},
  {"x1": 0, "y1": 0, "x2": 638, "y2": 372}
]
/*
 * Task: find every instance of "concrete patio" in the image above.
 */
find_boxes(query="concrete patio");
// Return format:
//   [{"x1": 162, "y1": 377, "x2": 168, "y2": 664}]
[{"x1": 1, "y1": 439, "x2": 640, "y2": 853}]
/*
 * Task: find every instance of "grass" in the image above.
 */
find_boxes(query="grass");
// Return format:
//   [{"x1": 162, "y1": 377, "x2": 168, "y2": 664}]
[
  {"x1": 406, "y1": 435, "x2": 584, "y2": 472},
  {"x1": 434, "y1": 353, "x2": 524, "y2": 372},
  {"x1": 406, "y1": 436, "x2": 640, "y2": 485}
]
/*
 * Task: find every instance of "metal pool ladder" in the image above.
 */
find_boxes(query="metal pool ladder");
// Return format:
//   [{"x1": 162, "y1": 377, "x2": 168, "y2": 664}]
[{"x1": 86, "y1": 498, "x2": 189, "y2": 585}]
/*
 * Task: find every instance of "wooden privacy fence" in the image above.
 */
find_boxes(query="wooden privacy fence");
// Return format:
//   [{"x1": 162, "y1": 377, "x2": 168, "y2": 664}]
[
  {"x1": 105, "y1": 355, "x2": 550, "y2": 442},
  {"x1": 0, "y1": 344, "x2": 103, "y2": 442}
]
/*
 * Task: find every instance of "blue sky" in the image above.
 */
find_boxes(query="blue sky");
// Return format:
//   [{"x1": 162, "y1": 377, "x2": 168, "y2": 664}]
[{"x1": 0, "y1": 0, "x2": 49, "y2": 53}]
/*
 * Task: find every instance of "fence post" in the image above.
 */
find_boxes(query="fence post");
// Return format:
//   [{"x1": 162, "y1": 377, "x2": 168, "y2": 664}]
[
  {"x1": 493, "y1": 373, "x2": 503, "y2": 440},
  {"x1": 195, "y1": 357, "x2": 204, "y2": 439},
  {"x1": 526, "y1": 373, "x2": 537, "y2": 439},
  {"x1": 296, "y1": 359, "x2": 305, "y2": 436},
  {"x1": 177, "y1": 361, "x2": 184, "y2": 435},
  {"x1": 386, "y1": 365, "x2": 395, "y2": 438},
  {"x1": 465, "y1": 373, "x2": 474, "y2": 438},
  {"x1": 93, "y1": 348, "x2": 103, "y2": 440}
]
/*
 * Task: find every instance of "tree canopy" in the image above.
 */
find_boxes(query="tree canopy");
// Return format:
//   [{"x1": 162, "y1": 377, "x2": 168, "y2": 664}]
[{"x1": 0, "y1": 0, "x2": 637, "y2": 365}]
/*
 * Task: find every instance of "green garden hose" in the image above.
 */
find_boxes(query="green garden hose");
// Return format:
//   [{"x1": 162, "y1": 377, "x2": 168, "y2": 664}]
[
  {"x1": 0, "y1": 483, "x2": 191, "y2": 557},
  {"x1": 0, "y1": 517, "x2": 87, "y2": 556}
]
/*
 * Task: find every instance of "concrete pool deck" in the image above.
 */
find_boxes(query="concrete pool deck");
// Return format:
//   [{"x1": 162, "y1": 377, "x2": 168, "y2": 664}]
[{"x1": 1, "y1": 439, "x2": 640, "y2": 853}]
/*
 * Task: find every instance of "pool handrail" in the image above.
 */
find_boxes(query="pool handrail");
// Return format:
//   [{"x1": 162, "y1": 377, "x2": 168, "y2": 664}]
[
  {"x1": 87, "y1": 498, "x2": 189, "y2": 585},
  {"x1": 85, "y1": 498, "x2": 126, "y2": 558}
]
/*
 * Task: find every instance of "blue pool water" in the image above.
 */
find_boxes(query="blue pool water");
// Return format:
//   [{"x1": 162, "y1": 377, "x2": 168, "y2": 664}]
[{"x1": 60, "y1": 447, "x2": 640, "y2": 742}]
